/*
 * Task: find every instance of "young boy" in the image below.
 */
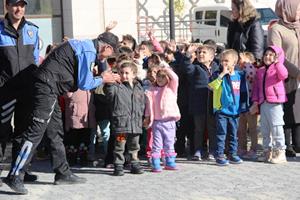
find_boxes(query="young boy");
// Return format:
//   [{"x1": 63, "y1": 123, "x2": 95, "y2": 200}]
[
  {"x1": 104, "y1": 61, "x2": 145, "y2": 176},
  {"x1": 208, "y1": 49, "x2": 249, "y2": 166},
  {"x1": 184, "y1": 45, "x2": 219, "y2": 160}
]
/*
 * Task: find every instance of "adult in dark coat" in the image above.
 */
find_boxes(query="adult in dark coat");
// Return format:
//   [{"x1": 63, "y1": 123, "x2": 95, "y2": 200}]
[{"x1": 227, "y1": 0, "x2": 264, "y2": 61}]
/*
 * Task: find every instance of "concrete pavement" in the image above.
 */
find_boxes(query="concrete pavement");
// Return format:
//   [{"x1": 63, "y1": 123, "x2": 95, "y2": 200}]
[{"x1": 0, "y1": 155, "x2": 300, "y2": 200}]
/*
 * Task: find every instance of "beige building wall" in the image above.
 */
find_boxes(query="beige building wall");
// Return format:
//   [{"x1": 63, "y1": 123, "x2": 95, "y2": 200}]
[
  {"x1": 103, "y1": 0, "x2": 138, "y2": 39},
  {"x1": 62, "y1": 0, "x2": 138, "y2": 40}
]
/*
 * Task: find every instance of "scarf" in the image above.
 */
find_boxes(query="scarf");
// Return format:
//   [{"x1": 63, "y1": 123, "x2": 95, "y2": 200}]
[{"x1": 275, "y1": 0, "x2": 300, "y2": 68}]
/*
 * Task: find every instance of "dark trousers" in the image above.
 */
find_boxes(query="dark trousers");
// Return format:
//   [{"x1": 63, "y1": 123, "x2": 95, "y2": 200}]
[
  {"x1": 175, "y1": 109, "x2": 194, "y2": 155},
  {"x1": 284, "y1": 124, "x2": 300, "y2": 152},
  {"x1": 0, "y1": 65, "x2": 36, "y2": 175},
  {"x1": 193, "y1": 114, "x2": 216, "y2": 154},
  {"x1": 283, "y1": 91, "x2": 300, "y2": 152},
  {"x1": 9, "y1": 79, "x2": 71, "y2": 177},
  {"x1": 114, "y1": 133, "x2": 140, "y2": 166},
  {"x1": 105, "y1": 134, "x2": 115, "y2": 165},
  {"x1": 215, "y1": 113, "x2": 239, "y2": 157}
]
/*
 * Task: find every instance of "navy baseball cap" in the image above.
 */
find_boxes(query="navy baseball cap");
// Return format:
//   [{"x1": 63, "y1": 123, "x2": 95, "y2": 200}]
[
  {"x1": 6, "y1": 0, "x2": 28, "y2": 5},
  {"x1": 97, "y1": 32, "x2": 119, "y2": 52}
]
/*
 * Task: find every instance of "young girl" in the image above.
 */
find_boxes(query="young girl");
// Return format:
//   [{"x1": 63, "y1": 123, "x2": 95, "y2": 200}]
[
  {"x1": 144, "y1": 66, "x2": 181, "y2": 172},
  {"x1": 251, "y1": 45, "x2": 288, "y2": 164},
  {"x1": 104, "y1": 61, "x2": 145, "y2": 176},
  {"x1": 143, "y1": 54, "x2": 165, "y2": 164},
  {"x1": 237, "y1": 52, "x2": 258, "y2": 160}
]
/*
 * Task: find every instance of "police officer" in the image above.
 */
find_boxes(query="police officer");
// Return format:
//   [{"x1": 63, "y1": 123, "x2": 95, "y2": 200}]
[
  {"x1": 0, "y1": 0, "x2": 39, "y2": 185},
  {"x1": 3, "y1": 31, "x2": 120, "y2": 194}
]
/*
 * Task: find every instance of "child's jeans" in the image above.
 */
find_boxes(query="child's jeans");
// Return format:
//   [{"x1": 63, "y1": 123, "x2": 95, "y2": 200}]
[
  {"x1": 260, "y1": 102, "x2": 286, "y2": 150},
  {"x1": 238, "y1": 112, "x2": 258, "y2": 151},
  {"x1": 89, "y1": 120, "x2": 110, "y2": 155},
  {"x1": 215, "y1": 112, "x2": 239, "y2": 157},
  {"x1": 151, "y1": 120, "x2": 176, "y2": 157}
]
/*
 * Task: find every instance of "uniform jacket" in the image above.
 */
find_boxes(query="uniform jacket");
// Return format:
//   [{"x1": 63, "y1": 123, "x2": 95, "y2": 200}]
[
  {"x1": 104, "y1": 80, "x2": 145, "y2": 134},
  {"x1": 35, "y1": 39, "x2": 103, "y2": 95},
  {"x1": 68, "y1": 39, "x2": 102, "y2": 90},
  {"x1": 0, "y1": 15, "x2": 39, "y2": 87},
  {"x1": 64, "y1": 89, "x2": 96, "y2": 132},
  {"x1": 252, "y1": 45, "x2": 288, "y2": 105},
  {"x1": 145, "y1": 67, "x2": 181, "y2": 127}
]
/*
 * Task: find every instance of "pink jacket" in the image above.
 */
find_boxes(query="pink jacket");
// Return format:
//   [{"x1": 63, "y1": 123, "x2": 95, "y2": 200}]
[
  {"x1": 64, "y1": 89, "x2": 96, "y2": 131},
  {"x1": 252, "y1": 45, "x2": 288, "y2": 105},
  {"x1": 145, "y1": 67, "x2": 181, "y2": 127}
]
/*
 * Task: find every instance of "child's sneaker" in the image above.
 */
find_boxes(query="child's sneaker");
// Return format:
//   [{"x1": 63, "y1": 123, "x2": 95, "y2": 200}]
[
  {"x1": 131, "y1": 163, "x2": 144, "y2": 174},
  {"x1": 242, "y1": 150, "x2": 257, "y2": 160},
  {"x1": 257, "y1": 150, "x2": 272, "y2": 162},
  {"x1": 270, "y1": 149, "x2": 287, "y2": 164},
  {"x1": 206, "y1": 153, "x2": 215, "y2": 161},
  {"x1": 216, "y1": 157, "x2": 229, "y2": 166},
  {"x1": 237, "y1": 149, "x2": 247, "y2": 157},
  {"x1": 192, "y1": 150, "x2": 201, "y2": 161},
  {"x1": 229, "y1": 155, "x2": 243, "y2": 164},
  {"x1": 113, "y1": 165, "x2": 124, "y2": 176}
]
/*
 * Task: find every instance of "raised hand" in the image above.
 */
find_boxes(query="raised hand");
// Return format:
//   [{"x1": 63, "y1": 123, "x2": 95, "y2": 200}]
[{"x1": 105, "y1": 20, "x2": 118, "y2": 32}]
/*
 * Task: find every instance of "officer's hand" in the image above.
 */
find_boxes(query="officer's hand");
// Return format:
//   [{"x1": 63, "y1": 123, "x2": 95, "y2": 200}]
[
  {"x1": 112, "y1": 73, "x2": 121, "y2": 83},
  {"x1": 101, "y1": 70, "x2": 116, "y2": 83}
]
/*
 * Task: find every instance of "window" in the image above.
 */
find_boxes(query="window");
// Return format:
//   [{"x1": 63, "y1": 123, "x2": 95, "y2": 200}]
[
  {"x1": 204, "y1": 11, "x2": 217, "y2": 26},
  {"x1": 195, "y1": 11, "x2": 203, "y2": 24},
  {"x1": 220, "y1": 10, "x2": 231, "y2": 27},
  {"x1": 26, "y1": 0, "x2": 61, "y2": 15},
  {"x1": 0, "y1": 0, "x2": 3, "y2": 15},
  {"x1": 257, "y1": 8, "x2": 278, "y2": 25}
]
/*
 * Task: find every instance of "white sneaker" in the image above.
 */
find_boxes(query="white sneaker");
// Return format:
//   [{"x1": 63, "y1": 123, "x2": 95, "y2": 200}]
[
  {"x1": 270, "y1": 149, "x2": 287, "y2": 164},
  {"x1": 192, "y1": 150, "x2": 201, "y2": 161}
]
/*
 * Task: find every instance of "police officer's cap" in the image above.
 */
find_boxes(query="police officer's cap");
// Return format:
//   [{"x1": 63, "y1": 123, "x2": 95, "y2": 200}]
[
  {"x1": 6, "y1": 0, "x2": 28, "y2": 5},
  {"x1": 97, "y1": 32, "x2": 119, "y2": 53}
]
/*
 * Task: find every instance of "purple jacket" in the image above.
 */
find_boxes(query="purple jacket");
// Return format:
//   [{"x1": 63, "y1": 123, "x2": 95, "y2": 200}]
[{"x1": 252, "y1": 45, "x2": 288, "y2": 105}]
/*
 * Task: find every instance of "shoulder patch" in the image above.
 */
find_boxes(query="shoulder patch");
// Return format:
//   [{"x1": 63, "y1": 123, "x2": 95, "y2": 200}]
[{"x1": 27, "y1": 29, "x2": 34, "y2": 38}]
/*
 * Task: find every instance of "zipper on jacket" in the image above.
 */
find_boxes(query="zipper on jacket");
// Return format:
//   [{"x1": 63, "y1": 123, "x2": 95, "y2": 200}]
[
  {"x1": 16, "y1": 33, "x2": 20, "y2": 72},
  {"x1": 273, "y1": 87, "x2": 279, "y2": 98}
]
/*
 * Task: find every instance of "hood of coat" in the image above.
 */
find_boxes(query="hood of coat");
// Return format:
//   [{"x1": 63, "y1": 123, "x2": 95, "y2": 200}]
[{"x1": 265, "y1": 45, "x2": 285, "y2": 64}]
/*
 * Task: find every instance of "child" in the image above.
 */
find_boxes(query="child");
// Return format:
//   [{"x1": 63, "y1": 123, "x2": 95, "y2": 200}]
[
  {"x1": 208, "y1": 49, "x2": 248, "y2": 166},
  {"x1": 142, "y1": 62, "x2": 159, "y2": 163},
  {"x1": 144, "y1": 66, "x2": 181, "y2": 172},
  {"x1": 237, "y1": 52, "x2": 258, "y2": 159},
  {"x1": 104, "y1": 61, "x2": 145, "y2": 176},
  {"x1": 184, "y1": 44, "x2": 219, "y2": 161},
  {"x1": 64, "y1": 89, "x2": 97, "y2": 166},
  {"x1": 251, "y1": 45, "x2": 288, "y2": 164}
]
